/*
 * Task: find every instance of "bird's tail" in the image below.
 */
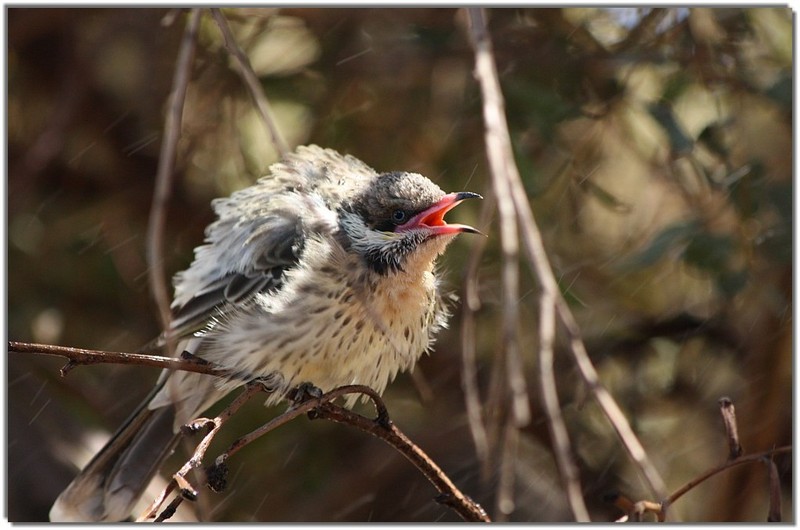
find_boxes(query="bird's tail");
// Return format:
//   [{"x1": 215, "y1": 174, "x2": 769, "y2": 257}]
[{"x1": 49, "y1": 383, "x2": 180, "y2": 522}]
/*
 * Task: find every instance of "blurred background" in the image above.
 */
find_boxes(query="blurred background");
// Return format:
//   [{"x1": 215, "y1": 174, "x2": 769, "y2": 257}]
[{"x1": 8, "y1": 7, "x2": 792, "y2": 522}]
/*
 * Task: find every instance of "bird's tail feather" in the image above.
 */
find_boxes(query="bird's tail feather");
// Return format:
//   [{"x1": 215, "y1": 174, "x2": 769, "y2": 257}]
[{"x1": 49, "y1": 384, "x2": 180, "y2": 522}]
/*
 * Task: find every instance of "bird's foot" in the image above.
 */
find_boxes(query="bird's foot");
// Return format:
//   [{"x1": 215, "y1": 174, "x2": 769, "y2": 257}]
[{"x1": 291, "y1": 381, "x2": 324, "y2": 403}]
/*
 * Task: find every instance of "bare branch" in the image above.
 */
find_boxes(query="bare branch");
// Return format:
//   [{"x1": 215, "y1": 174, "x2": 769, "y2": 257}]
[
  {"x1": 8, "y1": 341, "x2": 219, "y2": 377},
  {"x1": 467, "y1": 8, "x2": 531, "y2": 433},
  {"x1": 538, "y1": 291, "x2": 590, "y2": 521},
  {"x1": 138, "y1": 380, "x2": 268, "y2": 521},
  {"x1": 210, "y1": 8, "x2": 290, "y2": 159},
  {"x1": 148, "y1": 8, "x2": 201, "y2": 335},
  {"x1": 311, "y1": 394, "x2": 491, "y2": 522},
  {"x1": 665, "y1": 446, "x2": 792, "y2": 509},
  {"x1": 466, "y1": 7, "x2": 669, "y2": 503},
  {"x1": 460, "y1": 194, "x2": 495, "y2": 464}
]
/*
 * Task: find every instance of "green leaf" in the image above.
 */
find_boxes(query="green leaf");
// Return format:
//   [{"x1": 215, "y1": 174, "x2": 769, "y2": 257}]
[
  {"x1": 619, "y1": 220, "x2": 699, "y2": 270},
  {"x1": 683, "y1": 232, "x2": 734, "y2": 271}
]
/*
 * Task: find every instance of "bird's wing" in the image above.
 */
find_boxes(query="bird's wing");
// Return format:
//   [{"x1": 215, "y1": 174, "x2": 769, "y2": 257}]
[
  {"x1": 167, "y1": 145, "x2": 374, "y2": 340},
  {"x1": 168, "y1": 210, "x2": 304, "y2": 339}
]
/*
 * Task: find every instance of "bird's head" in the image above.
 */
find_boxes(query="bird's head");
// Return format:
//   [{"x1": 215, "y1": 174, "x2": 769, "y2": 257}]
[{"x1": 339, "y1": 171, "x2": 482, "y2": 275}]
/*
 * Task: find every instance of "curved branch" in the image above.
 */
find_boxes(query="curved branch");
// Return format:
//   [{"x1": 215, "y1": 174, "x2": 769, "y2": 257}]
[{"x1": 665, "y1": 446, "x2": 792, "y2": 508}]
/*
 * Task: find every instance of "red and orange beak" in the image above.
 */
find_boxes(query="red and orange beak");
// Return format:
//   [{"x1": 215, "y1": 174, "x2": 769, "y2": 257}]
[{"x1": 398, "y1": 192, "x2": 483, "y2": 236}]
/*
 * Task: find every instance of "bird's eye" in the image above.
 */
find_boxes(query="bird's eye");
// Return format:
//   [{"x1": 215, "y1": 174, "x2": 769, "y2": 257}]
[{"x1": 391, "y1": 210, "x2": 407, "y2": 224}]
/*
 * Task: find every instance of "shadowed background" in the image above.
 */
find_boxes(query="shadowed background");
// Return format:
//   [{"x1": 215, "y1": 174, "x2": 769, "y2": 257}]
[{"x1": 8, "y1": 7, "x2": 792, "y2": 522}]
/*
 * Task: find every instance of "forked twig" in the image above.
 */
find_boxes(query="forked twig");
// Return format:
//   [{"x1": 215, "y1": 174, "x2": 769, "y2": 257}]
[
  {"x1": 148, "y1": 383, "x2": 489, "y2": 523},
  {"x1": 612, "y1": 397, "x2": 791, "y2": 522},
  {"x1": 138, "y1": 380, "x2": 270, "y2": 521},
  {"x1": 664, "y1": 446, "x2": 792, "y2": 516}
]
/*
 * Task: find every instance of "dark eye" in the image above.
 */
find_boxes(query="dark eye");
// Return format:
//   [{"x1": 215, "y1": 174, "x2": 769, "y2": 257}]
[{"x1": 391, "y1": 210, "x2": 407, "y2": 224}]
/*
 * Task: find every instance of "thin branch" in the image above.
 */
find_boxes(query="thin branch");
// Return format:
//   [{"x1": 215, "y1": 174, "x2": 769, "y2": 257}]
[
  {"x1": 210, "y1": 8, "x2": 289, "y2": 158},
  {"x1": 538, "y1": 290, "x2": 590, "y2": 521},
  {"x1": 312, "y1": 398, "x2": 491, "y2": 522},
  {"x1": 466, "y1": 7, "x2": 669, "y2": 502},
  {"x1": 148, "y1": 8, "x2": 201, "y2": 335},
  {"x1": 494, "y1": 413, "x2": 519, "y2": 521},
  {"x1": 466, "y1": 9, "x2": 530, "y2": 432},
  {"x1": 665, "y1": 446, "x2": 792, "y2": 508},
  {"x1": 8, "y1": 341, "x2": 219, "y2": 377},
  {"x1": 138, "y1": 380, "x2": 269, "y2": 521},
  {"x1": 460, "y1": 193, "x2": 496, "y2": 464}
]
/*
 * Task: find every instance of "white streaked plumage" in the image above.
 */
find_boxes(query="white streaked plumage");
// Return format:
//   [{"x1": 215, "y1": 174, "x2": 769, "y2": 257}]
[{"x1": 50, "y1": 144, "x2": 479, "y2": 522}]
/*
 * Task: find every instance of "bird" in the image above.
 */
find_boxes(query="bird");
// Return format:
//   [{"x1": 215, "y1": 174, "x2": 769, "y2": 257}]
[{"x1": 49, "y1": 145, "x2": 482, "y2": 522}]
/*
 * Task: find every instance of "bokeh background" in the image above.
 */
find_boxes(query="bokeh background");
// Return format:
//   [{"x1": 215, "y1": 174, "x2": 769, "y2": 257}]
[{"x1": 8, "y1": 7, "x2": 792, "y2": 522}]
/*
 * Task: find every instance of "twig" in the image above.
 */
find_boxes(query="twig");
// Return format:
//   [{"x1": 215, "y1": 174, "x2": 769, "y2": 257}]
[
  {"x1": 138, "y1": 380, "x2": 269, "y2": 521},
  {"x1": 144, "y1": 383, "x2": 489, "y2": 523},
  {"x1": 8, "y1": 341, "x2": 219, "y2": 377},
  {"x1": 665, "y1": 446, "x2": 792, "y2": 509},
  {"x1": 467, "y1": 8, "x2": 531, "y2": 520},
  {"x1": 538, "y1": 290, "x2": 590, "y2": 521},
  {"x1": 459, "y1": 193, "x2": 495, "y2": 464},
  {"x1": 718, "y1": 396, "x2": 743, "y2": 460},
  {"x1": 148, "y1": 8, "x2": 201, "y2": 335},
  {"x1": 494, "y1": 414, "x2": 519, "y2": 521},
  {"x1": 209, "y1": 8, "x2": 289, "y2": 158},
  {"x1": 312, "y1": 397, "x2": 491, "y2": 522},
  {"x1": 466, "y1": 8, "x2": 530, "y2": 430},
  {"x1": 217, "y1": 385, "x2": 386, "y2": 464},
  {"x1": 466, "y1": 7, "x2": 669, "y2": 503}
]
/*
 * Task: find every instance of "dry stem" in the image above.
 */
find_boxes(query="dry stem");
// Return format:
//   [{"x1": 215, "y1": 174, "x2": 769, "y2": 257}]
[
  {"x1": 466, "y1": 8, "x2": 669, "y2": 515},
  {"x1": 148, "y1": 8, "x2": 201, "y2": 335},
  {"x1": 210, "y1": 8, "x2": 289, "y2": 158}
]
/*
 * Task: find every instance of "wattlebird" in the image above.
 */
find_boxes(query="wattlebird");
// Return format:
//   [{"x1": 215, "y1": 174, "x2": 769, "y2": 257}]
[{"x1": 50, "y1": 145, "x2": 481, "y2": 521}]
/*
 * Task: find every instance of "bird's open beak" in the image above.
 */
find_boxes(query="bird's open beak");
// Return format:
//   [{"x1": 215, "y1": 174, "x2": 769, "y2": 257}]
[{"x1": 398, "y1": 192, "x2": 483, "y2": 236}]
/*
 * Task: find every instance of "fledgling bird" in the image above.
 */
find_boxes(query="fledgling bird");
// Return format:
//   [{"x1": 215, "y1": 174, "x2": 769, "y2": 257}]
[{"x1": 50, "y1": 145, "x2": 481, "y2": 522}]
